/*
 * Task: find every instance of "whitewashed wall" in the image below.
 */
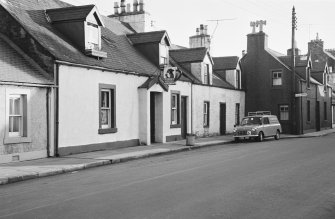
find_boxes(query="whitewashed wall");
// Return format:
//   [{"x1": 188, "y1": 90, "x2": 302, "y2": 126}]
[{"x1": 58, "y1": 65, "x2": 147, "y2": 148}]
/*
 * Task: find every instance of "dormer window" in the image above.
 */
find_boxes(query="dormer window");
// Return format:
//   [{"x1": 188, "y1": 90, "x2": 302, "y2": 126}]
[
  {"x1": 159, "y1": 43, "x2": 168, "y2": 65},
  {"x1": 86, "y1": 22, "x2": 100, "y2": 50},
  {"x1": 46, "y1": 5, "x2": 107, "y2": 58}
]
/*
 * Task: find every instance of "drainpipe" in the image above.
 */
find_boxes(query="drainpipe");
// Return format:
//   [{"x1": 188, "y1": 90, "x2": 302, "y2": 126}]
[
  {"x1": 46, "y1": 87, "x2": 50, "y2": 157},
  {"x1": 54, "y1": 63, "x2": 60, "y2": 157},
  {"x1": 191, "y1": 82, "x2": 193, "y2": 134}
]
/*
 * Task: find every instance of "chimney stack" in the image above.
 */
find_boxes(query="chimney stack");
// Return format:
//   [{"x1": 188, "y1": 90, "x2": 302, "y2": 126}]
[
  {"x1": 139, "y1": 0, "x2": 144, "y2": 12},
  {"x1": 114, "y1": 2, "x2": 119, "y2": 14},
  {"x1": 133, "y1": 0, "x2": 138, "y2": 12},
  {"x1": 126, "y1": 3, "x2": 131, "y2": 12},
  {"x1": 120, "y1": 0, "x2": 126, "y2": 13}
]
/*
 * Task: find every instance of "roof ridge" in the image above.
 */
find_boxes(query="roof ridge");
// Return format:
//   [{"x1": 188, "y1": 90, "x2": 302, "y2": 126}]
[
  {"x1": 46, "y1": 4, "x2": 95, "y2": 12},
  {"x1": 170, "y1": 47, "x2": 207, "y2": 52},
  {"x1": 127, "y1": 30, "x2": 166, "y2": 36}
]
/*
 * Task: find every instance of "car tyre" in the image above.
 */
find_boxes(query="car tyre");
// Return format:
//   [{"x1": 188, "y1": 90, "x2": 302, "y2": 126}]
[
  {"x1": 234, "y1": 137, "x2": 240, "y2": 143},
  {"x1": 257, "y1": 132, "x2": 264, "y2": 142},
  {"x1": 274, "y1": 131, "x2": 280, "y2": 140}
]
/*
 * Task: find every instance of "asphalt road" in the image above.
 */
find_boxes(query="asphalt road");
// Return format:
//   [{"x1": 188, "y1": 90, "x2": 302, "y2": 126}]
[{"x1": 1, "y1": 134, "x2": 335, "y2": 219}]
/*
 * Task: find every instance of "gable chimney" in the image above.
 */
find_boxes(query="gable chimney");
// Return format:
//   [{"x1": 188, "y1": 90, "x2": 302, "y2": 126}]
[{"x1": 247, "y1": 20, "x2": 268, "y2": 53}]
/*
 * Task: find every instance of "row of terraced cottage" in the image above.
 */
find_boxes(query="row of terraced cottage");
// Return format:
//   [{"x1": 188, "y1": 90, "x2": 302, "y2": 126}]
[{"x1": 0, "y1": 0, "x2": 334, "y2": 163}]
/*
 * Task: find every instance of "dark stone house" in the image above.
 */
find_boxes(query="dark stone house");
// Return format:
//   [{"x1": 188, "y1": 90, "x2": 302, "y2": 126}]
[{"x1": 240, "y1": 24, "x2": 332, "y2": 134}]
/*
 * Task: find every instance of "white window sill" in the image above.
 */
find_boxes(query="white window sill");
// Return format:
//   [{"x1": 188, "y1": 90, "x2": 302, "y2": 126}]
[{"x1": 4, "y1": 137, "x2": 32, "y2": 144}]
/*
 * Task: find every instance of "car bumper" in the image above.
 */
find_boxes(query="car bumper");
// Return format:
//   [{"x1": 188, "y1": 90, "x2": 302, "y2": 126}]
[{"x1": 233, "y1": 134, "x2": 258, "y2": 138}]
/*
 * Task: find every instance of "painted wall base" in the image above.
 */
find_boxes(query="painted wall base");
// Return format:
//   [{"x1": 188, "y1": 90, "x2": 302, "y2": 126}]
[
  {"x1": 0, "y1": 150, "x2": 47, "y2": 164},
  {"x1": 58, "y1": 139, "x2": 140, "y2": 156}
]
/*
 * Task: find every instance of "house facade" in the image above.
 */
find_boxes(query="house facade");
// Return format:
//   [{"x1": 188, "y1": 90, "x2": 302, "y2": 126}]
[
  {"x1": 240, "y1": 22, "x2": 332, "y2": 134},
  {"x1": 0, "y1": 0, "x2": 245, "y2": 162}
]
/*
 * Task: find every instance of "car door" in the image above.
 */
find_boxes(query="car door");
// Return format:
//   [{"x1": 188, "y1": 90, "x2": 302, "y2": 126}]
[{"x1": 262, "y1": 117, "x2": 271, "y2": 137}]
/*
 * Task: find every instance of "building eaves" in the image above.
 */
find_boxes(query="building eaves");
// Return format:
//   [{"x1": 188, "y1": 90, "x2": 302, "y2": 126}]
[{"x1": 127, "y1": 30, "x2": 168, "y2": 45}]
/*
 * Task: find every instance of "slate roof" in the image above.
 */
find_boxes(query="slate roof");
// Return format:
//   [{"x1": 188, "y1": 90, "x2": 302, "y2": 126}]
[
  {"x1": 213, "y1": 56, "x2": 239, "y2": 70},
  {"x1": 127, "y1": 31, "x2": 168, "y2": 45},
  {"x1": 278, "y1": 55, "x2": 309, "y2": 68},
  {"x1": 169, "y1": 47, "x2": 208, "y2": 63},
  {"x1": 0, "y1": 0, "x2": 160, "y2": 76},
  {"x1": 46, "y1": 4, "x2": 96, "y2": 23},
  {"x1": 212, "y1": 73, "x2": 235, "y2": 89}
]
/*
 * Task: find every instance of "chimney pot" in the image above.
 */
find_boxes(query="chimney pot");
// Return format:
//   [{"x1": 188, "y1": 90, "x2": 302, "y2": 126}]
[
  {"x1": 121, "y1": 0, "x2": 126, "y2": 13},
  {"x1": 133, "y1": 0, "x2": 138, "y2": 12},
  {"x1": 139, "y1": 0, "x2": 144, "y2": 12},
  {"x1": 196, "y1": 28, "x2": 200, "y2": 35},
  {"x1": 114, "y1": 2, "x2": 119, "y2": 14}
]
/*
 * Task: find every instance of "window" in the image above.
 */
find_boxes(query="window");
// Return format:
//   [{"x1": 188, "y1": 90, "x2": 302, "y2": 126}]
[
  {"x1": 171, "y1": 91, "x2": 180, "y2": 127},
  {"x1": 4, "y1": 89, "x2": 31, "y2": 144},
  {"x1": 263, "y1": 117, "x2": 270, "y2": 124},
  {"x1": 159, "y1": 44, "x2": 168, "y2": 65},
  {"x1": 86, "y1": 22, "x2": 100, "y2": 50},
  {"x1": 235, "y1": 103, "x2": 240, "y2": 125},
  {"x1": 272, "y1": 71, "x2": 282, "y2": 86},
  {"x1": 204, "y1": 101, "x2": 210, "y2": 127},
  {"x1": 324, "y1": 102, "x2": 327, "y2": 120},
  {"x1": 99, "y1": 84, "x2": 117, "y2": 134},
  {"x1": 236, "y1": 70, "x2": 241, "y2": 89},
  {"x1": 204, "y1": 64, "x2": 210, "y2": 85},
  {"x1": 307, "y1": 67, "x2": 311, "y2": 88},
  {"x1": 307, "y1": 100, "x2": 311, "y2": 122},
  {"x1": 279, "y1": 105, "x2": 289, "y2": 121}
]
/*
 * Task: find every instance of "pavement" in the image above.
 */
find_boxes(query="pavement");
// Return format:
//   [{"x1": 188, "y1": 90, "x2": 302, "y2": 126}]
[{"x1": 1, "y1": 128, "x2": 335, "y2": 186}]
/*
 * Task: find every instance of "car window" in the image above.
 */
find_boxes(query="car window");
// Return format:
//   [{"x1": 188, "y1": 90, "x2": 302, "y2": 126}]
[
  {"x1": 263, "y1": 117, "x2": 270, "y2": 124},
  {"x1": 241, "y1": 117, "x2": 262, "y2": 125}
]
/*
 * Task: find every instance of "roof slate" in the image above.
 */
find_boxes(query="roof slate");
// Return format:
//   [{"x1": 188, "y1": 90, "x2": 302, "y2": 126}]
[
  {"x1": 0, "y1": 0, "x2": 160, "y2": 76},
  {"x1": 46, "y1": 4, "x2": 95, "y2": 23},
  {"x1": 127, "y1": 31, "x2": 167, "y2": 45},
  {"x1": 169, "y1": 47, "x2": 208, "y2": 63},
  {"x1": 213, "y1": 56, "x2": 239, "y2": 70}
]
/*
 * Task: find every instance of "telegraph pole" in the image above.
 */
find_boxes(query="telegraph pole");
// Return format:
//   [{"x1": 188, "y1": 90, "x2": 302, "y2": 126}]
[{"x1": 291, "y1": 6, "x2": 297, "y2": 134}]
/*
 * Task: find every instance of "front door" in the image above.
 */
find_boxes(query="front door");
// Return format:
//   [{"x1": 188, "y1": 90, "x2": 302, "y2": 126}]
[
  {"x1": 181, "y1": 96, "x2": 187, "y2": 139},
  {"x1": 220, "y1": 103, "x2": 226, "y2": 135},
  {"x1": 150, "y1": 92, "x2": 155, "y2": 143},
  {"x1": 316, "y1": 101, "x2": 321, "y2": 131}
]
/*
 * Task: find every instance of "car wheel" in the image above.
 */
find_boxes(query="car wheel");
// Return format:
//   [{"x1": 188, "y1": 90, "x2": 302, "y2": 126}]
[
  {"x1": 257, "y1": 132, "x2": 264, "y2": 142},
  {"x1": 274, "y1": 131, "x2": 280, "y2": 140},
  {"x1": 234, "y1": 137, "x2": 240, "y2": 142}
]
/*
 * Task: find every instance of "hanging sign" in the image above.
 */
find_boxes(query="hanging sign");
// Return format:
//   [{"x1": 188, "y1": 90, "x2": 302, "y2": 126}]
[{"x1": 162, "y1": 66, "x2": 182, "y2": 85}]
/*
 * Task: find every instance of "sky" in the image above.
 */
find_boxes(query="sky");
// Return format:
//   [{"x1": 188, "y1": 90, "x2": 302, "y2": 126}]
[{"x1": 63, "y1": 0, "x2": 335, "y2": 58}]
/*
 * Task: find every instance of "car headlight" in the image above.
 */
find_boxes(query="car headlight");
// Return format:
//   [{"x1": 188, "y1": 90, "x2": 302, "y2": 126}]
[
  {"x1": 233, "y1": 128, "x2": 237, "y2": 133},
  {"x1": 251, "y1": 128, "x2": 257, "y2": 132}
]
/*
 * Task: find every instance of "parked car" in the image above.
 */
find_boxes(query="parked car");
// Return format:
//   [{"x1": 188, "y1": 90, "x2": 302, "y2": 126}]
[{"x1": 233, "y1": 114, "x2": 282, "y2": 142}]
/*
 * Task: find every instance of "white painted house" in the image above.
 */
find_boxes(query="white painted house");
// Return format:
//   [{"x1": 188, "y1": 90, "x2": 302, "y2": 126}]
[{"x1": 0, "y1": 0, "x2": 245, "y2": 162}]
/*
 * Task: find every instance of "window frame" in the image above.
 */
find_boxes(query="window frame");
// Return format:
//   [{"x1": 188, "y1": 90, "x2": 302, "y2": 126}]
[
  {"x1": 170, "y1": 91, "x2": 181, "y2": 128},
  {"x1": 99, "y1": 84, "x2": 117, "y2": 134},
  {"x1": 159, "y1": 43, "x2": 169, "y2": 66},
  {"x1": 86, "y1": 21, "x2": 101, "y2": 50},
  {"x1": 279, "y1": 104, "x2": 289, "y2": 121},
  {"x1": 204, "y1": 64, "x2": 210, "y2": 85},
  {"x1": 4, "y1": 89, "x2": 31, "y2": 144},
  {"x1": 203, "y1": 101, "x2": 210, "y2": 128},
  {"x1": 272, "y1": 70, "x2": 283, "y2": 86}
]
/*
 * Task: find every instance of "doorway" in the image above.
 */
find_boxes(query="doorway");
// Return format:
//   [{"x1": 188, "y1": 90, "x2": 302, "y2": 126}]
[
  {"x1": 150, "y1": 92, "x2": 156, "y2": 143},
  {"x1": 181, "y1": 96, "x2": 188, "y2": 139},
  {"x1": 220, "y1": 103, "x2": 226, "y2": 135},
  {"x1": 316, "y1": 101, "x2": 321, "y2": 131}
]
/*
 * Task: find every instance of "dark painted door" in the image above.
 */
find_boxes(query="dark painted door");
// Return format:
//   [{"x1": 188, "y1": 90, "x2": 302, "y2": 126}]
[
  {"x1": 316, "y1": 101, "x2": 321, "y2": 131},
  {"x1": 150, "y1": 92, "x2": 155, "y2": 143},
  {"x1": 181, "y1": 96, "x2": 187, "y2": 139},
  {"x1": 220, "y1": 103, "x2": 226, "y2": 135}
]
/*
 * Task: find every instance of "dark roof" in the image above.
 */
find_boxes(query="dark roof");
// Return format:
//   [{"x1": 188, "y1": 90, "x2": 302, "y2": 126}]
[
  {"x1": 0, "y1": 0, "x2": 160, "y2": 76},
  {"x1": 46, "y1": 4, "x2": 96, "y2": 23},
  {"x1": 213, "y1": 56, "x2": 239, "y2": 70},
  {"x1": 127, "y1": 31, "x2": 168, "y2": 45},
  {"x1": 278, "y1": 55, "x2": 309, "y2": 68},
  {"x1": 169, "y1": 47, "x2": 208, "y2": 63},
  {"x1": 212, "y1": 73, "x2": 235, "y2": 89}
]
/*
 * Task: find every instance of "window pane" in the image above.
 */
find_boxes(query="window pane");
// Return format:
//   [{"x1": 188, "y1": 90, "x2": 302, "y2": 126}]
[
  {"x1": 9, "y1": 116, "x2": 20, "y2": 133},
  {"x1": 14, "y1": 98, "x2": 21, "y2": 115},
  {"x1": 101, "y1": 109, "x2": 110, "y2": 126},
  {"x1": 9, "y1": 98, "x2": 14, "y2": 114},
  {"x1": 172, "y1": 95, "x2": 176, "y2": 108},
  {"x1": 101, "y1": 91, "x2": 110, "y2": 108}
]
